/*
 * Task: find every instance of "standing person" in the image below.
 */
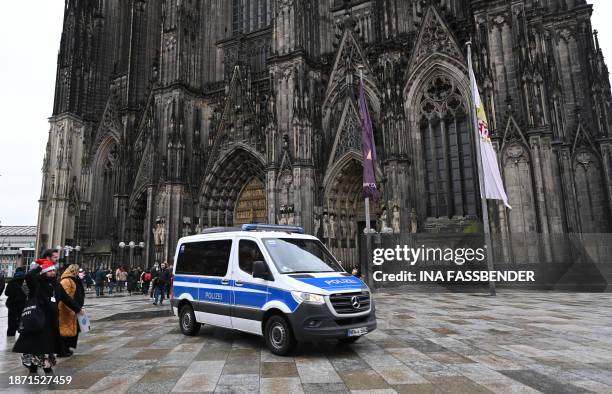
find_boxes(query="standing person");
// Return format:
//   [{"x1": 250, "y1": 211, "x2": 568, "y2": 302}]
[
  {"x1": 141, "y1": 268, "x2": 152, "y2": 295},
  {"x1": 58, "y1": 264, "x2": 85, "y2": 357},
  {"x1": 5, "y1": 267, "x2": 27, "y2": 337},
  {"x1": 126, "y1": 269, "x2": 137, "y2": 295},
  {"x1": 153, "y1": 263, "x2": 171, "y2": 306},
  {"x1": 106, "y1": 269, "x2": 116, "y2": 295},
  {"x1": 85, "y1": 271, "x2": 93, "y2": 292},
  {"x1": 94, "y1": 267, "x2": 106, "y2": 296},
  {"x1": 115, "y1": 267, "x2": 125, "y2": 293},
  {"x1": 13, "y1": 251, "x2": 81, "y2": 375},
  {"x1": 0, "y1": 270, "x2": 6, "y2": 296},
  {"x1": 165, "y1": 264, "x2": 173, "y2": 299}
]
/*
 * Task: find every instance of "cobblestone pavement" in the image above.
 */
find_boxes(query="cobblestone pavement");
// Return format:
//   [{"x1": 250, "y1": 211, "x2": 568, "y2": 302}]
[{"x1": 1, "y1": 290, "x2": 612, "y2": 393}]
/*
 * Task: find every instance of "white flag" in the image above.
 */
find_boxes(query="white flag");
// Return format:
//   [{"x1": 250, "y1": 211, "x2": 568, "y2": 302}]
[{"x1": 469, "y1": 66, "x2": 512, "y2": 209}]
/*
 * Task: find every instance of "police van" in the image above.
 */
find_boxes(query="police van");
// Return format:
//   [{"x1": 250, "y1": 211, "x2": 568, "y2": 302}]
[{"x1": 170, "y1": 224, "x2": 376, "y2": 355}]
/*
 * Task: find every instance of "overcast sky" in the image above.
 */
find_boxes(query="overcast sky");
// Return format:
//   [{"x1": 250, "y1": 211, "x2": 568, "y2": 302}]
[{"x1": 0, "y1": 1, "x2": 611, "y2": 226}]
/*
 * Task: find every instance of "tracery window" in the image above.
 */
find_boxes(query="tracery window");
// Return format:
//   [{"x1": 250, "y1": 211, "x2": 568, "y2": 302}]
[{"x1": 420, "y1": 76, "x2": 478, "y2": 218}]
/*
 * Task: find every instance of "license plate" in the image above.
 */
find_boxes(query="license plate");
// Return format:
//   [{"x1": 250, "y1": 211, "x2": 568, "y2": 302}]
[{"x1": 347, "y1": 327, "x2": 368, "y2": 337}]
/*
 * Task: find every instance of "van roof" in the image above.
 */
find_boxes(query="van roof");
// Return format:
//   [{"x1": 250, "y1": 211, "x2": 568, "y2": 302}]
[{"x1": 178, "y1": 224, "x2": 318, "y2": 243}]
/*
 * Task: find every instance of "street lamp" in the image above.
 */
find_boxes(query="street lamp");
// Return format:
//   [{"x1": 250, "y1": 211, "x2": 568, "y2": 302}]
[
  {"x1": 75, "y1": 245, "x2": 81, "y2": 265},
  {"x1": 118, "y1": 241, "x2": 145, "y2": 268}
]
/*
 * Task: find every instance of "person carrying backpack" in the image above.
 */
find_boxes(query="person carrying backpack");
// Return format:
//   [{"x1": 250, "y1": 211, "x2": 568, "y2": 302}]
[{"x1": 141, "y1": 269, "x2": 152, "y2": 295}]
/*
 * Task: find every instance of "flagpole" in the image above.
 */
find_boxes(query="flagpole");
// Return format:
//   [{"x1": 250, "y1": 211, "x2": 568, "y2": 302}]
[
  {"x1": 359, "y1": 67, "x2": 373, "y2": 235},
  {"x1": 467, "y1": 41, "x2": 496, "y2": 296}
]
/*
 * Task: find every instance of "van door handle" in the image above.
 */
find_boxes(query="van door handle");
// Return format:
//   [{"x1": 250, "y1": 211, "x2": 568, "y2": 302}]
[
  {"x1": 221, "y1": 279, "x2": 230, "y2": 285},
  {"x1": 235, "y1": 281, "x2": 244, "y2": 287}
]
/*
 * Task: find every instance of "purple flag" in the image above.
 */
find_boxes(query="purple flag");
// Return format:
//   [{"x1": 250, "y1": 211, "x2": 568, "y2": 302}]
[{"x1": 358, "y1": 80, "x2": 380, "y2": 202}]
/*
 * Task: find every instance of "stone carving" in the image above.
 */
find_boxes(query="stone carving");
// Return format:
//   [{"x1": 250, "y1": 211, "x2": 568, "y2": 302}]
[
  {"x1": 322, "y1": 213, "x2": 329, "y2": 238},
  {"x1": 409, "y1": 208, "x2": 418, "y2": 234},
  {"x1": 329, "y1": 214, "x2": 336, "y2": 239},
  {"x1": 379, "y1": 207, "x2": 392, "y2": 233},
  {"x1": 182, "y1": 216, "x2": 191, "y2": 237},
  {"x1": 392, "y1": 205, "x2": 400, "y2": 234},
  {"x1": 153, "y1": 217, "x2": 166, "y2": 246}
]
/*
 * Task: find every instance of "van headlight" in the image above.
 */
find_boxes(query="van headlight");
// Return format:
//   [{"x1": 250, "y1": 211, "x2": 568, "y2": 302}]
[{"x1": 292, "y1": 291, "x2": 325, "y2": 305}]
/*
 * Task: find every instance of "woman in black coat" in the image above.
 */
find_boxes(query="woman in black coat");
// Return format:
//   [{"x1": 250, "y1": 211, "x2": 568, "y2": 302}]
[
  {"x1": 126, "y1": 269, "x2": 137, "y2": 295},
  {"x1": 13, "y1": 260, "x2": 81, "y2": 374}
]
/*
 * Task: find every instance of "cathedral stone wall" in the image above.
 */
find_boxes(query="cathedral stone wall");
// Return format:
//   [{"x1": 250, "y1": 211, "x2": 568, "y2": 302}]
[{"x1": 37, "y1": 0, "x2": 612, "y2": 269}]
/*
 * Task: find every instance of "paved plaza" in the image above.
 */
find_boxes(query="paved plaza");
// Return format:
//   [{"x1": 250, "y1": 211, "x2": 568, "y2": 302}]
[{"x1": 1, "y1": 290, "x2": 612, "y2": 393}]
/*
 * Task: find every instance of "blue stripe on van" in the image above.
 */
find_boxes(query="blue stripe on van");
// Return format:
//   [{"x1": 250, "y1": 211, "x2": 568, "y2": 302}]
[{"x1": 172, "y1": 284, "x2": 198, "y2": 299}]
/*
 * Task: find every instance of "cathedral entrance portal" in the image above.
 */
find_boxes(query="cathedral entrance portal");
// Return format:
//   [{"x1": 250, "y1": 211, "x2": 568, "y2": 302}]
[
  {"x1": 234, "y1": 177, "x2": 267, "y2": 225},
  {"x1": 323, "y1": 154, "x2": 373, "y2": 269}
]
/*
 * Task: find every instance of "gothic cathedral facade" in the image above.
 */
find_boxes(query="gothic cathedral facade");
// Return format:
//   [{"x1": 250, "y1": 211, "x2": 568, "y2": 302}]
[{"x1": 37, "y1": 0, "x2": 612, "y2": 268}]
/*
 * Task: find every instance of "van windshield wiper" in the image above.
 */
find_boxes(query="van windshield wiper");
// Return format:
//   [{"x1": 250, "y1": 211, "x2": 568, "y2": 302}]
[{"x1": 284, "y1": 270, "x2": 335, "y2": 274}]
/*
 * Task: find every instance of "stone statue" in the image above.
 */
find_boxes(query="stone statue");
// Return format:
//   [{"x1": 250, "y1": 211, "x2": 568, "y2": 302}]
[
  {"x1": 410, "y1": 208, "x2": 418, "y2": 234},
  {"x1": 279, "y1": 212, "x2": 288, "y2": 225},
  {"x1": 329, "y1": 214, "x2": 336, "y2": 239},
  {"x1": 195, "y1": 218, "x2": 202, "y2": 234},
  {"x1": 313, "y1": 213, "x2": 321, "y2": 237},
  {"x1": 153, "y1": 217, "x2": 166, "y2": 246},
  {"x1": 182, "y1": 217, "x2": 191, "y2": 237},
  {"x1": 392, "y1": 205, "x2": 400, "y2": 234},
  {"x1": 349, "y1": 216, "x2": 356, "y2": 239},
  {"x1": 339, "y1": 215, "x2": 347, "y2": 240},
  {"x1": 379, "y1": 207, "x2": 392, "y2": 234},
  {"x1": 322, "y1": 213, "x2": 329, "y2": 238}
]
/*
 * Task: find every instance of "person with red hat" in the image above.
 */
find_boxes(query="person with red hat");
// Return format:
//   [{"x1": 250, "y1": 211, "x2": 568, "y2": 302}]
[{"x1": 12, "y1": 249, "x2": 82, "y2": 375}]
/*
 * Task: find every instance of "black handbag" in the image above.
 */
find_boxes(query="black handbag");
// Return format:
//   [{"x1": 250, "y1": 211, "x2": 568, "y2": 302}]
[{"x1": 18, "y1": 298, "x2": 45, "y2": 333}]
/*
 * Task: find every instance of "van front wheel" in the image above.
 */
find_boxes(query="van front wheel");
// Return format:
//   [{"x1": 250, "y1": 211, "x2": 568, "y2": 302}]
[
  {"x1": 264, "y1": 315, "x2": 296, "y2": 356},
  {"x1": 179, "y1": 304, "x2": 201, "y2": 336}
]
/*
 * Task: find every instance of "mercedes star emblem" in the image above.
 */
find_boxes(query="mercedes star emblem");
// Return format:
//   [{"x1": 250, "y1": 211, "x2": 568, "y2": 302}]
[{"x1": 351, "y1": 295, "x2": 361, "y2": 309}]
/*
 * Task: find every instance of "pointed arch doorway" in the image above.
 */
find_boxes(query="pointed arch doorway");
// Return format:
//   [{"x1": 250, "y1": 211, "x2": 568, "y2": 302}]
[
  {"x1": 323, "y1": 153, "x2": 377, "y2": 269},
  {"x1": 234, "y1": 176, "x2": 267, "y2": 225}
]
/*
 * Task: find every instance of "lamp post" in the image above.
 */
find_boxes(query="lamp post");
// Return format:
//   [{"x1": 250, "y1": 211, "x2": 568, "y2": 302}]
[
  {"x1": 118, "y1": 241, "x2": 145, "y2": 269},
  {"x1": 118, "y1": 242, "x2": 126, "y2": 269},
  {"x1": 75, "y1": 245, "x2": 81, "y2": 265}
]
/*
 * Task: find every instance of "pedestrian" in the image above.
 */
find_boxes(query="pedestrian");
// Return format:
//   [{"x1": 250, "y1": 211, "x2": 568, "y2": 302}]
[
  {"x1": 127, "y1": 269, "x2": 137, "y2": 295},
  {"x1": 58, "y1": 264, "x2": 85, "y2": 357},
  {"x1": 165, "y1": 263, "x2": 173, "y2": 299},
  {"x1": 94, "y1": 267, "x2": 106, "y2": 296},
  {"x1": 153, "y1": 263, "x2": 171, "y2": 306},
  {"x1": 106, "y1": 269, "x2": 116, "y2": 295},
  {"x1": 0, "y1": 270, "x2": 6, "y2": 296},
  {"x1": 13, "y1": 250, "x2": 81, "y2": 375},
  {"x1": 5, "y1": 267, "x2": 27, "y2": 337},
  {"x1": 141, "y1": 268, "x2": 152, "y2": 295},
  {"x1": 85, "y1": 271, "x2": 93, "y2": 292},
  {"x1": 116, "y1": 267, "x2": 126, "y2": 293}
]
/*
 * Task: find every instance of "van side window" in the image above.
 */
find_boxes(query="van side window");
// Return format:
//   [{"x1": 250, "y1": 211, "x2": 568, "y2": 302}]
[
  {"x1": 176, "y1": 240, "x2": 233, "y2": 277},
  {"x1": 238, "y1": 240, "x2": 265, "y2": 275}
]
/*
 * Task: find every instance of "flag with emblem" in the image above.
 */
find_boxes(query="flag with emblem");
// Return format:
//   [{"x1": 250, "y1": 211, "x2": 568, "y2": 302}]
[
  {"x1": 358, "y1": 79, "x2": 380, "y2": 202},
  {"x1": 469, "y1": 65, "x2": 512, "y2": 209}
]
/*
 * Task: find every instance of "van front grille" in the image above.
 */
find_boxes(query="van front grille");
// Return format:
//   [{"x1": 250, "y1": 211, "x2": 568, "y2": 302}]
[{"x1": 329, "y1": 291, "x2": 370, "y2": 314}]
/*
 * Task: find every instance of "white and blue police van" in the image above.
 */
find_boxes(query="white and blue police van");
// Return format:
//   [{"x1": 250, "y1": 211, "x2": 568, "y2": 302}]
[{"x1": 170, "y1": 224, "x2": 376, "y2": 355}]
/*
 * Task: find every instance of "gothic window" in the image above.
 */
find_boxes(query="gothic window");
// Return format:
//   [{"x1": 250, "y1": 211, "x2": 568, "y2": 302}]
[
  {"x1": 420, "y1": 76, "x2": 478, "y2": 219},
  {"x1": 232, "y1": 0, "x2": 243, "y2": 34},
  {"x1": 574, "y1": 151, "x2": 610, "y2": 233},
  {"x1": 503, "y1": 144, "x2": 537, "y2": 233},
  {"x1": 233, "y1": 0, "x2": 269, "y2": 35}
]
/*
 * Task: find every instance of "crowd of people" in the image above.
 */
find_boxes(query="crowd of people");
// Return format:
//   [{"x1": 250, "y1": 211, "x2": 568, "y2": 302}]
[
  {"x1": 2, "y1": 250, "x2": 174, "y2": 375},
  {"x1": 87, "y1": 263, "x2": 173, "y2": 305},
  {"x1": 4, "y1": 249, "x2": 84, "y2": 374}
]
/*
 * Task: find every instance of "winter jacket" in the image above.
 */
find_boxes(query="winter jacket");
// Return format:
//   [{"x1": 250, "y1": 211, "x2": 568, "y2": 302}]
[
  {"x1": 158, "y1": 268, "x2": 171, "y2": 286},
  {"x1": 59, "y1": 272, "x2": 85, "y2": 338},
  {"x1": 94, "y1": 270, "x2": 106, "y2": 284},
  {"x1": 12, "y1": 267, "x2": 81, "y2": 355},
  {"x1": 5, "y1": 278, "x2": 27, "y2": 310}
]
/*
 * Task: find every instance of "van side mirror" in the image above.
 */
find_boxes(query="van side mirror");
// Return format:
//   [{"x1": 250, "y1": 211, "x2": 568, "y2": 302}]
[{"x1": 253, "y1": 260, "x2": 273, "y2": 281}]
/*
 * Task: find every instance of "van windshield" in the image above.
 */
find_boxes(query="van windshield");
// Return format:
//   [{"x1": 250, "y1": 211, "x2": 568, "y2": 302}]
[{"x1": 262, "y1": 238, "x2": 343, "y2": 274}]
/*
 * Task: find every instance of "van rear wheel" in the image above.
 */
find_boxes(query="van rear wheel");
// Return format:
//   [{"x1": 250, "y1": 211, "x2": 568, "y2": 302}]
[
  {"x1": 179, "y1": 304, "x2": 201, "y2": 336},
  {"x1": 264, "y1": 315, "x2": 296, "y2": 356}
]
